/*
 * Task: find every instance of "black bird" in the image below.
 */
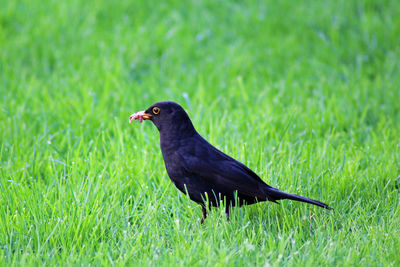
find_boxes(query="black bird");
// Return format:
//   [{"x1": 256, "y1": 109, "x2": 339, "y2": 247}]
[{"x1": 129, "y1": 101, "x2": 331, "y2": 223}]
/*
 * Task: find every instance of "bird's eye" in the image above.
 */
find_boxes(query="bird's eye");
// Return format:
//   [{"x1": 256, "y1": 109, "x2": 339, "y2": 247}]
[{"x1": 152, "y1": 107, "x2": 160, "y2": 114}]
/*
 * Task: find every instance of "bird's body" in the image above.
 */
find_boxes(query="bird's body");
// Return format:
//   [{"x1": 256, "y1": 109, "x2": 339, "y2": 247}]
[
  {"x1": 130, "y1": 101, "x2": 331, "y2": 223},
  {"x1": 162, "y1": 133, "x2": 265, "y2": 206}
]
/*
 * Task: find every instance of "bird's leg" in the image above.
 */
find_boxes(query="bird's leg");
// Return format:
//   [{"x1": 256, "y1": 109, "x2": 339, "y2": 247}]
[
  {"x1": 225, "y1": 206, "x2": 230, "y2": 222},
  {"x1": 200, "y1": 205, "x2": 207, "y2": 224}
]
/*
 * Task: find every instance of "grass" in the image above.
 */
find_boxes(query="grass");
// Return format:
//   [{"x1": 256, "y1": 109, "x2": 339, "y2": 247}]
[{"x1": 1, "y1": 0, "x2": 400, "y2": 265}]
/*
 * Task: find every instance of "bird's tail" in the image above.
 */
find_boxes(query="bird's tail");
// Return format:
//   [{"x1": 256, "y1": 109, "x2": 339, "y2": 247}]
[{"x1": 265, "y1": 187, "x2": 332, "y2": 210}]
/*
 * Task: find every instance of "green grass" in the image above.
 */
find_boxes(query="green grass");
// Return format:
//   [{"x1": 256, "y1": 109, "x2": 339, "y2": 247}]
[{"x1": 1, "y1": 0, "x2": 400, "y2": 265}]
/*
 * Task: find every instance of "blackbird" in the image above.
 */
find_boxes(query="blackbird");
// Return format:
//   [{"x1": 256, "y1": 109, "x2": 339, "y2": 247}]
[{"x1": 129, "y1": 101, "x2": 331, "y2": 223}]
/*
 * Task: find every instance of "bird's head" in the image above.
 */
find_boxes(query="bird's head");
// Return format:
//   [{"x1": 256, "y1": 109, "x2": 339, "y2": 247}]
[{"x1": 129, "y1": 101, "x2": 195, "y2": 135}]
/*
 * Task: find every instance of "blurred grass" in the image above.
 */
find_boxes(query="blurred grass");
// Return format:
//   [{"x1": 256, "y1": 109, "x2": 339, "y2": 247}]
[{"x1": 1, "y1": 0, "x2": 400, "y2": 265}]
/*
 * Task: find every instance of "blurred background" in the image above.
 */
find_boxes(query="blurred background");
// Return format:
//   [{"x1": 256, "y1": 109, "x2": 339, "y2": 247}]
[{"x1": 1, "y1": 0, "x2": 399, "y2": 265}]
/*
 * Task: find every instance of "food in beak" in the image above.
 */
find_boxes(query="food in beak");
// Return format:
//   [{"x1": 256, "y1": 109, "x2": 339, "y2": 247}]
[{"x1": 129, "y1": 111, "x2": 151, "y2": 123}]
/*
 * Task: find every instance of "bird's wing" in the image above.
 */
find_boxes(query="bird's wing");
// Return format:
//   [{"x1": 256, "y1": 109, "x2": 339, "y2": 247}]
[{"x1": 176, "y1": 137, "x2": 269, "y2": 199}]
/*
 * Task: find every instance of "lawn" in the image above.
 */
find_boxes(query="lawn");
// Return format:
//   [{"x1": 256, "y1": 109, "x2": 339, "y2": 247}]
[{"x1": 1, "y1": 0, "x2": 399, "y2": 265}]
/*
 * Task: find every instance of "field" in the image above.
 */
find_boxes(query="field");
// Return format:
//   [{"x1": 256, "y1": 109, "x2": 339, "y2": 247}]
[{"x1": 1, "y1": 0, "x2": 400, "y2": 265}]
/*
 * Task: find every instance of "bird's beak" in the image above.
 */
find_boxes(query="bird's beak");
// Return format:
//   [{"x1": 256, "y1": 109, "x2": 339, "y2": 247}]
[{"x1": 129, "y1": 111, "x2": 152, "y2": 124}]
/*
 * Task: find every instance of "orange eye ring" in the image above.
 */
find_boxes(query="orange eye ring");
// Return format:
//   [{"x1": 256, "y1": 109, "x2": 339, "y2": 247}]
[{"x1": 152, "y1": 107, "x2": 160, "y2": 114}]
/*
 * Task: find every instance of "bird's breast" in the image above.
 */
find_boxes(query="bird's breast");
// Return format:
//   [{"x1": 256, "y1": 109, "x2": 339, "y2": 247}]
[{"x1": 160, "y1": 140, "x2": 182, "y2": 178}]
